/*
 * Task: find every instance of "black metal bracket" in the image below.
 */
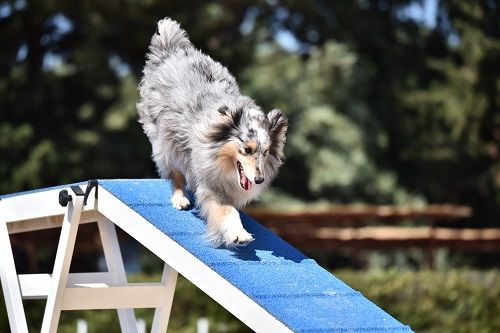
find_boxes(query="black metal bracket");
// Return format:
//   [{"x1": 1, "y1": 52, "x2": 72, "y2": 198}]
[
  {"x1": 58, "y1": 180, "x2": 98, "y2": 207},
  {"x1": 83, "y1": 179, "x2": 98, "y2": 206},
  {"x1": 71, "y1": 185, "x2": 84, "y2": 196}
]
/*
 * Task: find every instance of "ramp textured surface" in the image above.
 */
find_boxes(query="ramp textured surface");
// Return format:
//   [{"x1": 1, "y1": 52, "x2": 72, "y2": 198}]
[{"x1": 99, "y1": 179, "x2": 412, "y2": 332}]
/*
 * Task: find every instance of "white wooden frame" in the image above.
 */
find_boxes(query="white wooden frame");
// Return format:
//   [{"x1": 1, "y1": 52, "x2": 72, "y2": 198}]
[
  {"x1": 97, "y1": 186, "x2": 291, "y2": 332},
  {"x1": 0, "y1": 217, "x2": 28, "y2": 332},
  {"x1": 1, "y1": 182, "x2": 292, "y2": 333},
  {"x1": 0, "y1": 184, "x2": 178, "y2": 333}
]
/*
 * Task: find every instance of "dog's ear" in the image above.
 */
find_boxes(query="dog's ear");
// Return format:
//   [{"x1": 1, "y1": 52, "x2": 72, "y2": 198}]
[
  {"x1": 218, "y1": 105, "x2": 229, "y2": 116},
  {"x1": 218, "y1": 105, "x2": 242, "y2": 129},
  {"x1": 268, "y1": 109, "x2": 288, "y2": 138},
  {"x1": 267, "y1": 109, "x2": 288, "y2": 159},
  {"x1": 208, "y1": 105, "x2": 243, "y2": 143}
]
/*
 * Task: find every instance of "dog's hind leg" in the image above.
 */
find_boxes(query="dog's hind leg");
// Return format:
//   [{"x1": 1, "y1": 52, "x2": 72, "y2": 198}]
[{"x1": 169, "y1": 170, "x2": 191, "y2": 210}]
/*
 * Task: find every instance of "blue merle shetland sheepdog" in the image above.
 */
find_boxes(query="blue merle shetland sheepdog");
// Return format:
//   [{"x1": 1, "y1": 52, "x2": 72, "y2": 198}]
[{"x1": 137, "y1": 18, "x2": 287, "y2": 247}]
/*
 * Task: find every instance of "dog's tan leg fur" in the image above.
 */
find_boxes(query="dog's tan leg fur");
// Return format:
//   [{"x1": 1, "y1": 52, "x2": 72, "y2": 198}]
[
  {"x1": 202, "y1": 199, "x2": 254, "y2": 246},
  {"x1": 170, "y1": 170, "x2": 190, "y2": 210}
]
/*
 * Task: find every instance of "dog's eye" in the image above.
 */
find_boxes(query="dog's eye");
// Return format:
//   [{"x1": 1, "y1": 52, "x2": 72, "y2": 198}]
[
  {"x1": 244, "y1": 147, "x2": 252, "y2": 155},
  {"x1": 263, "y1": 150, "x2": 268, "y2": 157}
]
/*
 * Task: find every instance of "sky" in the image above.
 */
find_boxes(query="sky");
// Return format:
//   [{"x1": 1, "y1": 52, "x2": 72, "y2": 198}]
[
  {"x1": 6, "y1": 0, "x2": 442, "y2": 70},
  {"x1": 398, "y1": 0, "x2": 438, "y2": 28},
  {"x1": 274, "y1": 0, "x2": 439, "y2": 52}
]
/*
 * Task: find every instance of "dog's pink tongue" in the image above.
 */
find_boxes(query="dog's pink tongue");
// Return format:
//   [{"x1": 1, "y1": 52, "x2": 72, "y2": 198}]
[{"x1": 242, "y1": 173, "x2": 252, "y2": 190}]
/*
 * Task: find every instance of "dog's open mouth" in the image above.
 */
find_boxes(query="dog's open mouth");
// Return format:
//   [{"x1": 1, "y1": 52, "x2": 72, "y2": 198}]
[{"x1": 237, "y1": 161, "x2": 252, "y2": 191}]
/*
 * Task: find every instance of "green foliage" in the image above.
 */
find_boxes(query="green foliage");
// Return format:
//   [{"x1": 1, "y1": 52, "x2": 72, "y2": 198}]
[
  {"x1": 2, "y1": 270, "x2": 499, "y2": 333},
  {"x1": 257, "y1": 1, "x2": 500, "y2": 224},
  {"x1": 337, "y1": 269, "x2": 500, "y2": 333},
  {"x1": 392, "y1": 2, "x2": 500, "y2": 225},
  {"x1": 243, "y1": 42, "x2": 423, "y2": 205},
  {"x1": 0, "y1": 0, "x2": 258, "y2": 193},
  {"x1": 1, "y1": 0, "x2": 499, "y2": 222}
]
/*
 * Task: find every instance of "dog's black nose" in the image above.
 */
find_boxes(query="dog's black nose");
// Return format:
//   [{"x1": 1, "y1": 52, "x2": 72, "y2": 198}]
[{"x1": 254, "y1": 176, "x2": 264, "y2": 184}]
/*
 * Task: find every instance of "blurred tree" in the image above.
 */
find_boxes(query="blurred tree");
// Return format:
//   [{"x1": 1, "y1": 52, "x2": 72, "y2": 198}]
[
  {"x1": 0, "y1": 0, "x2": 498, "y2": 227},
  {"x1": 399, "y1": 1, "x2": 500, "y2": 226},
  {"x1": 242, "y1": 42, "x2": 422, "y2": 205},
  {"x1": 0, "y1": 0, "x2": 259, "y2": 192},
  {"x1": 246, "y1": 0, "x2": 500, "y2": 225}
]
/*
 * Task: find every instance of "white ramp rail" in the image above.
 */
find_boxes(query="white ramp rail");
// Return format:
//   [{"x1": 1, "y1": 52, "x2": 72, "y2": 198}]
[{"x1": 0, "y1": 179, "x2": 412, "y2": 332}]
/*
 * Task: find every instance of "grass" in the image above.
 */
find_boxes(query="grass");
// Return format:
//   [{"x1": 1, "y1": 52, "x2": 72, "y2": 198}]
[{"x1": 1, "y1": 269, "x2": 499, "y2": 332}]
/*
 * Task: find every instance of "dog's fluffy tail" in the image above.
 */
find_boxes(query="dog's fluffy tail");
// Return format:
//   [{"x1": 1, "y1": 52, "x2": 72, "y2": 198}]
[{"x1": 147, "y1": 18, "x2": 191, "y2": 63}]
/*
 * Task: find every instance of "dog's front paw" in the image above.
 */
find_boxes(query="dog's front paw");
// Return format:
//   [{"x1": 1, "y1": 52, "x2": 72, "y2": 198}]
[
  {"x1": 171, "y1": 192, "x2": 190, "y2": 210},
  {"x1": 207, "y1": 208, "x2": 254, "y2": 247},
  {"x1": 224, "y1": 226, "x2": 254, "y2": 246}
]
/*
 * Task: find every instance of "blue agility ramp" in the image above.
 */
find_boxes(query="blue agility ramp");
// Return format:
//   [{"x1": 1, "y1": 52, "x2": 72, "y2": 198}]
[{"x1": 0, "y1": 179, "x2": 412, "y2": 332}]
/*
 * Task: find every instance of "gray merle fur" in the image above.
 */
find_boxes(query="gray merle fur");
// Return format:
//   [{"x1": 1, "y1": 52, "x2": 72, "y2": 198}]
[{"x1": 137, "y1": 18, "x2": 287, "y2": 245}]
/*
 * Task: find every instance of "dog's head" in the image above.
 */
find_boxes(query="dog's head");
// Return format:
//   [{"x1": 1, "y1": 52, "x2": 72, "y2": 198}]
[{"x1": 210, "y1": 105, "x2": 288, "y2": 192}]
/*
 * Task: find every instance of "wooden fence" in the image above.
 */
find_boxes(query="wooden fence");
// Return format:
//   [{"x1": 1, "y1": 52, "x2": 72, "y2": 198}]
[
  {"x1": 246, "y1": 205, "x2": 500, "y2": 252},
  {"x1": 9, "y1": 204, "x2": 500, "y2": 272}
]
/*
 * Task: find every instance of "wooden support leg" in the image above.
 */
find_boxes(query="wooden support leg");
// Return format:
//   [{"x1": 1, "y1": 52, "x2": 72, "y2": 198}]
[
  {"x1": 0, "y1": 221, "x2": 29, "y2": 333},
  {"x1": 151, "y1": 263, "x2": 178, "y2": 333},
  {"x1": 40, "y1": 191, "x2": 85, "y2": 333},
  {"x1": 98, "y1": 219, "x2": 138, "y2": 333}
]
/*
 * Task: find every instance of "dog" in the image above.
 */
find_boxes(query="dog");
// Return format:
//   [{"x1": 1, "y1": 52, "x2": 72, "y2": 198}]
[{"x1": 137, "y1": 18, "x2": 287, "y2": 247}]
